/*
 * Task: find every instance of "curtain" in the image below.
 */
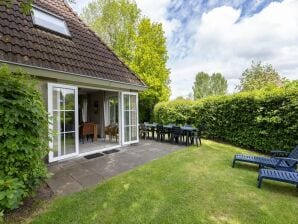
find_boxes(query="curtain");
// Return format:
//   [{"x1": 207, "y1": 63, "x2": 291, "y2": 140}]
[{"x1": 82, "y1": 95, "x2": 88, "y2": 122}]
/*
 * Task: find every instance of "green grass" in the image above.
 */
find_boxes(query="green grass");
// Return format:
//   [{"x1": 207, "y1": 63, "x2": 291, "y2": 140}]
[{"x1": 30, "y1": 140, "x2": 297, "y2": 224}]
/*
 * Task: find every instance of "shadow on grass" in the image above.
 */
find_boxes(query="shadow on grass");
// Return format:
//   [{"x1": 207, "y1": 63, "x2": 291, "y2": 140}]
[
  {"x1": 258, "y1": 181, "x2": 298, "y2": 197},
  {"x1": 231, "y1": 163, "x2": 260, "y2": 172}
]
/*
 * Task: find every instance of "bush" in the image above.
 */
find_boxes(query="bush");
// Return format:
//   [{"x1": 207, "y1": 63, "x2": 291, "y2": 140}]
[
  {"x1": 0, "y1": 66, "x2": 49, "y2": 214},
  {"x1": 0, "y1": 176, "x2": 26, "y2": 212},
  {"x1": 154, "y1": 88, "x2": 298, "y2": 152}
]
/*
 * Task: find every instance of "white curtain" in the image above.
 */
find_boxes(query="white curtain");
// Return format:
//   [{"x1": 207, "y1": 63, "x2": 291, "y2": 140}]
[{"x1": 82, "y1": 95, "x2": 88, "y2": 122}]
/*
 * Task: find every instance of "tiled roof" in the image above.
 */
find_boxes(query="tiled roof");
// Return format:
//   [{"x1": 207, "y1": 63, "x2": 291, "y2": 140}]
[{"x1": 0, "y1": 0, "x2": 145, "y2": 87}]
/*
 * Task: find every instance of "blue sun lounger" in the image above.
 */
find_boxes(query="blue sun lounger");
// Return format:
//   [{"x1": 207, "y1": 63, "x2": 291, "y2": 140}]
[
  {"x1": 232, "y1": 146, "x2": 298, "y2": 171},
  {"x1": 258, "y1": 168, "x2": 298, "y2": 188}
]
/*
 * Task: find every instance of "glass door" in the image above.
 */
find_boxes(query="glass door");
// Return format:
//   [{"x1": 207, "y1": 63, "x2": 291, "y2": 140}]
[
  {"x1": 48, "y1": 83, "x2": 78, "y2": 162},
  {"x1": 121, "y1": 92, "x2": 139, "y2": 144}
]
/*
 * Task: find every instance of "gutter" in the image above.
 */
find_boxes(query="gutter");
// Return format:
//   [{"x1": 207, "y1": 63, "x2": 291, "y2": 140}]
[{"x1": 0, "y1": 60, "x2": 148, "y2": 90}]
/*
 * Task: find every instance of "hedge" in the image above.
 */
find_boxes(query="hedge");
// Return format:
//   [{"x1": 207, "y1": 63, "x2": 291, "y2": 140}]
[
  {"x1": 0, "y1": 66, "x2": 49, "y2": 214},
  {"x1": 153, "y1": 88, "x2": 298, "y2": 152}
]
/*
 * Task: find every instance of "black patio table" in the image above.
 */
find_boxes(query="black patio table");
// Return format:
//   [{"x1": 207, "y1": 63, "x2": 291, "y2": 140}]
[
  {"x1": 144, "y1": 124, "x2": 197, "y2": 143},
  {"x1": 162, "y1": 125, "x2": 197, "y2": 145}
]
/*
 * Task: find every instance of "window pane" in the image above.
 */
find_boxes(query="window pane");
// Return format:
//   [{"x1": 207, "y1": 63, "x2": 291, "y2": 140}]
[
  {"x1": 53, "y1": 111, "x2": 64, "y2": 132},
  {"x1": 130, "y1": 95, "x2": 136, "y2": 110},
  {"x1": 32, "y1": 8, "x2": 70, "y2": 36},
  {"x1": 64, "y1": 111, "x2": 75, "y2": 132},
  {"x1": 125, "y1": 126, "x2": 130, "y2": 142},
  {"x1": 131, "y1": 126, "x2": 137, "y2": 141},
  {"x1": 124, "y1": 95, "x2": 130, "y2": 110},
  {"x1": 124, "y1": 111, "x2": 130, "y2": 126},
  {"x1": 52, "y1": 87, "x2": 61, "y2": 110},
  {"x1": 63, "y1": 88, "x2": 75, "y2": 110},
  {"x1": 130, "y1": 111, "x2": 137, "y2": 126},
  {"x1": 65, "y1": 133, "x2": 76, "y2": 155},
  {"x1": 52, "y1": 133, "x2": 62, "y2": 157}
]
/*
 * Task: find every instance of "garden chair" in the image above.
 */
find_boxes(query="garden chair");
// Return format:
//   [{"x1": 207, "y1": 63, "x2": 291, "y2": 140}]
[
  {"x1": 156, "y1": 124, "x2": 165, "y2": 141},
  {"x1": 189, "y1": 124, "x2": 204, "y2": 147},
  {"x1": 257, "y1": 167, "x2": 298, "y2": 189},
  {"x1": 80, "y1": 122, "x2": 95, "y2": 143},
  {"x1": 232, "y1": 145, "x2": 298, "y2": 171},
  {"x1": 109, "y1": 124, "x2": 118, "y2": 142},
  {"x1": 171, "y1": 126, "x2": 182, "y2": 144},
  {"x1": 139, "y1": 123, "x2": 149, "y2": 140}
]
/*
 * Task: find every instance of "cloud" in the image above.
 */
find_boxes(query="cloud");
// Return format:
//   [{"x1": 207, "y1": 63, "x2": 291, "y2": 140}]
[
  {"x1": 135, "y1": 0, "x2": 181, "y2": 39},
  {"x1": 170, "y1": 0, "x2": 298, "y2": 98},
  {"x1": 69, "y1": 0, "x2": 298, "y2": 99}
]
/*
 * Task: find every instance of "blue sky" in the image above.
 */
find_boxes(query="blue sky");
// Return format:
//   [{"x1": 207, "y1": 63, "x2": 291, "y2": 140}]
[{"x1": 70, "y1": 0, "x2": 298, "y2": 98}]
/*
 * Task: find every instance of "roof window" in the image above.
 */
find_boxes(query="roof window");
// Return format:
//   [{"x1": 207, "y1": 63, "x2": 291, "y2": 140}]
[{"x1": 32, "y1": 6, "x2": 70, "y2": 36}]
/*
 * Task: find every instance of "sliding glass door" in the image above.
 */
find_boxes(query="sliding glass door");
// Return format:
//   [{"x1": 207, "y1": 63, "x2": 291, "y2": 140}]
[
  {"x1": 48, "y1": 83, "x2": 78, "y2": 162},
  {"x1": 122, "y1": 92, "x2": 138, "y2": 144}
]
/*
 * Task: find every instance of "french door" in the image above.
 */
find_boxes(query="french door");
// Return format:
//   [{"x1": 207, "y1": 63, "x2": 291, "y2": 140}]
[
  {"x1": 121, "y1": 92, "x2": 139, "y2": 144},
  {"x1": 48, "y1": 83, "x2": 79, "y2": 162}
]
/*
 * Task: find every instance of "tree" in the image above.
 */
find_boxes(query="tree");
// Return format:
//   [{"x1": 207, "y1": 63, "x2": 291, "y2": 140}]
[
  {"x1": 192, "y1": 72, "x2": 227, "y2": 99},
  {"x1": 81, "y1": 0, "x2": 140, "y2": 63},
  {"x1": 237, "y1": 61, "x2": 285, "y2": 92},
  {"x1": 129, "y1": 18, "x2": 170, "y2": 121},
  {"x1": 81, "y1": 1, "x2": 170, "y2": 121}
]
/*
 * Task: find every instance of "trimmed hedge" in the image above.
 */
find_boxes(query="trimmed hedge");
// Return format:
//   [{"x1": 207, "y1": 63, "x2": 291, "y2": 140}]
[
  {"x1": 154, "y1": 88, "x2": 298, "y2": 152},
  {"x1": 0, "y1": 66, "x2": 49, "y2": 214}
]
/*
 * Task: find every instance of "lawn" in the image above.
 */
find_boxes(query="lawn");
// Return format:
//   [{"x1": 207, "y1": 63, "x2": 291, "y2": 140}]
[{"x1": 29, "y1": 140, "x2": 297, "y2": 224}]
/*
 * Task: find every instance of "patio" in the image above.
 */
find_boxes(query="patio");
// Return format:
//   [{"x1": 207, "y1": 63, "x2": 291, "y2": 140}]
[{"x1": 47, "y1": 140, "x2": 183, "y2": 195}]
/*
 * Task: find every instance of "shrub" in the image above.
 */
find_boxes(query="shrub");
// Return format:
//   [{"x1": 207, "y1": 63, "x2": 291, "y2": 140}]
[
  {"x1": 154, "y1": 88, "x2": 298, "y2": 152},
  {"x1": 0, "y1": 66, "x2": 49, "y2": 214},
  {"x1": 0, "y1": 176, "x2": 26, "y2": 212}
]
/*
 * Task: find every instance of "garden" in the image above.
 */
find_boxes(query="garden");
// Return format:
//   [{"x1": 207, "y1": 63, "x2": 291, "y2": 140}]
[{"x1": 6, "y1": 140, "x2": 298, "y2": 224}]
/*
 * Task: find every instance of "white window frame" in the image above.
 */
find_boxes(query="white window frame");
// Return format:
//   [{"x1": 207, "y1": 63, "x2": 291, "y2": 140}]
[
  {"x1": 121, "y1": 92, "x2": 139, "y2": 145},
  {"x1": 48, "y1": 83, "x2": 79, "y2": 162}
]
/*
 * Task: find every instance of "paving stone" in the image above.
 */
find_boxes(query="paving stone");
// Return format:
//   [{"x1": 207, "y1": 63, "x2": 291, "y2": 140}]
[{"x1": 46, "y1": 140, "x2": 184, "y2": 196}]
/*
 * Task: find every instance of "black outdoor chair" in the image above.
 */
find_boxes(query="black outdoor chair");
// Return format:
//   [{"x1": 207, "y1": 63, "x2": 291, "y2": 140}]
[
  {"x1": 171, "y1": 126, "x2": 182, "y2": 144},
  {"x1": 139, "y1": 123, "x2": 149, "y2": 140},
  {"x1": 156, "y1": 125, "x2": 165, "y2": 141},
  {"x1": 186, "y1": 124, "x2": 204, "y2": 147}
]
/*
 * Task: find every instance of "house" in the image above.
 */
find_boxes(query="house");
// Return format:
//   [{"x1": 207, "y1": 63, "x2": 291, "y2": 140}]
[{"x1": 0, "y1": 0, "x2": 146, "y2": 162}]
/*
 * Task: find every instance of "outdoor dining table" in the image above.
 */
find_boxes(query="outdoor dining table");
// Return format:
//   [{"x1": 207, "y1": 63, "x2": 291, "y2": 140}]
[{"x1": 144, "y1": 124, "x2": 198, "y2": 143}]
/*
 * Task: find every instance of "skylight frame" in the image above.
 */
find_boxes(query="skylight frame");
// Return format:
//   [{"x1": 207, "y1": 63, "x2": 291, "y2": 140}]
[{"x1": 31, "y1": 5, "x2": 71, "y2": 37}]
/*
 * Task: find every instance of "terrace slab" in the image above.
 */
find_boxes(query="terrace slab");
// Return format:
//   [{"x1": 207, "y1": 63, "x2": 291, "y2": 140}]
[{"x1": 46, "y1": 140, "x2": 183, "y2": 196}]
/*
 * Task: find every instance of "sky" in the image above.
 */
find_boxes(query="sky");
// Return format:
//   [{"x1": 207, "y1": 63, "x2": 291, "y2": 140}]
[{"x1": 70, "y1": 0, "x2": 298, "y2": 99}]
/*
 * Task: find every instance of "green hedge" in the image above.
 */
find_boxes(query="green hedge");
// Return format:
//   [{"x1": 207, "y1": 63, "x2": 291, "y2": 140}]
[
  {"x1": 153, "y1": 88, "x2": 298, "y2": 152},
  {"x1": 0, "y1": 66, "x2": 49, "y2": 214}
]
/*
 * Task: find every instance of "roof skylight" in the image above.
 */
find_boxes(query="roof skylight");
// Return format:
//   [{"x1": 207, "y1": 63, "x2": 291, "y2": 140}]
[{"x1": 32, "y1": 6, "x2": 70, "y2": 36}]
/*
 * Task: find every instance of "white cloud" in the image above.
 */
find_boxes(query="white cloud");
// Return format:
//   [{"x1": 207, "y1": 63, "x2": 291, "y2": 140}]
[
  {"x1": 170, "y1": 0, "x2": 298, "y2": 98},
  {"x1": 135, "y1": 0, "x2": 180, "y2": 39},
  {"x1": 70, "y1": 0, "x2": 298, "y2": 99}
]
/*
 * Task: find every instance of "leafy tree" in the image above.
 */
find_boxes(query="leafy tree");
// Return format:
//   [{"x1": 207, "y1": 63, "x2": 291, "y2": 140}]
[
  {"x1": 237, "y1": 61, "x2": 285, "y2": 92},
  {"x1": 81, "y1": 0, "x2": 140, "y2": 63},
  {"x1": 82, "y1": 1, "x2": 170, "y2": 121},
  {"x1": 193, "y1": 72, "x2": 227, "y2": 99},
  {"x1": 284, "y1": 80, "x2": 298, "y2": 90},
  {"x1": 129, "y1": 18, "x2": 170, "y2": 121}
]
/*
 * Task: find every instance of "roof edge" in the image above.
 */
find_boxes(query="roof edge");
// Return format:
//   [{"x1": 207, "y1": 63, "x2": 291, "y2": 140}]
[{"x1": 0, "y1": 59, "x2": 147, "y2": 90}]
